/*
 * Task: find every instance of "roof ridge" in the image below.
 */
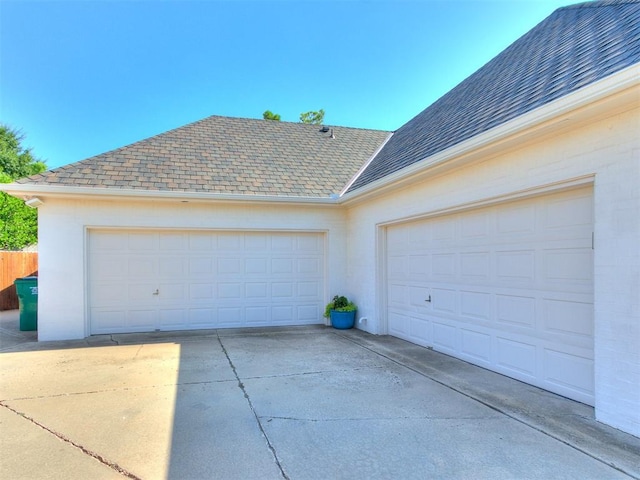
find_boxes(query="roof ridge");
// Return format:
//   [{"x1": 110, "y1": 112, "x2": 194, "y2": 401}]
[{"x1": 201, "y1": 114, "x2": 390, "y2": 133}]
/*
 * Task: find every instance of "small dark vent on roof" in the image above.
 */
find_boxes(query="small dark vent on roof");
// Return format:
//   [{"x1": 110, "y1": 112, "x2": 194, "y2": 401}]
[{"x1": 320, "y1": 126, "x2": 330, "y2": 132}]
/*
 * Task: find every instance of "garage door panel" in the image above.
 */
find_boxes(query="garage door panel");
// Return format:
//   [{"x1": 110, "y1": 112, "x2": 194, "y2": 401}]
[
  {"x1": 543, "y1": 348, "x2": 594, "y2": 400},
  {"x1": 129, "y1": 257, "x2": 156, "y2": 277},
  {"x1": 189, "y1": 308, "x2": 215, "y2": 326},
  {"x1": 246, "y1": 282, "x2": 268, "y2": 299},
  {"x1": 460, "y1": 291, "x2": 491, "y2": 321},
  {"x1": 461, "y1": 210, "x2": 490, "y2": 238},
  {"x1": 218, "y1": 282, "x2": 243, "y2": 299},
  {"x1": 432, "y1": 254, "x2": 456, "y2": 277},
  {"x1": 245, "y1": 258, "x2": 268, "y2": 274},
  {"x1": 297, "y1": 257, "x2": 321, "y2": 274},
  {"x1": 159, "y1": 233, "x2": 186, "y2": 250},
  {"x1": 433, "y1": 322, "x2": 457, "y2": 351},
  {"x1": 128, "y1": 309, "x2": 156, "y2": 329},
  {"x1": 460, "y1": 328, "x2": 491, "y2": 363},
  {"x1": 218, "y1": 257, "x2": 242, "y2": 275},
  {"x1": 128, "y1": 284, "x2": 156, "y2": 302},
  {"x1": 189, "y1": 233, "x2": 215, "y2": 251},
  {"x1": 297, "y1": 304, "x2": 321, "y2": 323},
  {"x1": 388, "y1": 256, "x2": 407, "y2": 278},
  {"x1": 157, "y1": 284, "x2": 187, "y2": 302},
  {"x1": 388, "y1": 311, "x2": 410, "y2": 338},
  {"x1": 496, "y1": 250, "x2": 535, "y2": 281},
  {"x1": 299, "y1": 281, "x2": 321, "y2": 298},
  {"x1": 158, "y1": 257, "x2": 185, "y2": 276},
  {"x1": 387, "y1": 187, "x2": 594, "y2": 405},
  {"x1": 544, "y1": 192, "x2": 593, "y2": 228},
  {"x1": 460, "y1": 252, "x2": 490, "y2": 279},
  {"x1": 91, "y1": 283, "x2": 127, "y2": 306},
  {"x1": 159, "y1": 309, "x2": 188, "y2": 328},
  {"x1": 496, "y1": 294, "x2": 536, "y2": 327},
  {"x1": 218, "y1": 234, "x2": 242, "y2": 250},
  {"x1": 189, "y1": 283, "x2": 214, "y2": 300},
  {"x1": 409, "y1": 316, "x2": 431, "y2": 344},
  {"x1": 272, "y1": 282, "x2": 294, "y2": 298},
  {"x1": 271, "y1": 258, "x2": 293, "y2": 274},
  {"x1": 189, "y1": 257, "x2": 214, "y2": 275},
  {"x1": 498, "y1": 203, "x2": 536, "y2": 234},
  {"x1": 128, "y1": 233, "x2": 155, "y2": 250},
  {"x1": 297, "y1": 234, "x2": 322, "y2": 252},
  {"x1": 544, "y1": 249, "x2": 593, "y2": 282},
  {"x1": 93, "y1": 256, "x2": 127, "y2": 277},
  {"x1": 92, "y1": 310, "x2": 127, "y2": 333},
  {"x1": 432, "y1": 288, "x2": 456, "y2": 314},
  {"x1": 272, "y1": 305, "x2": 294, "y2": 323},
  {"x1": 90, "y1": 230, "x2": 325, "y2": 334},
  {"x1": 543, "y1": 298, "x2": 593, "y2": 338},
  {"x1": 496, "y1": 337, "x2": 537, "y2": 377}
]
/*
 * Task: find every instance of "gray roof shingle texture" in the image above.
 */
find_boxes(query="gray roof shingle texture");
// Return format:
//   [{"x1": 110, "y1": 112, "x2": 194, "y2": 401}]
[
  {"x1": 20, "y1": 116, "x2": 389, "y2": 198},
  {"x1": 347, "y1": 0, "x2": 640, "y2": 193}
]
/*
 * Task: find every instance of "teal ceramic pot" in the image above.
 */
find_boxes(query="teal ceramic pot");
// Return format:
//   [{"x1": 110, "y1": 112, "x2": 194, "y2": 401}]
[{"x1": 330, "y1": 310, "x2": 356, "y2": 329}]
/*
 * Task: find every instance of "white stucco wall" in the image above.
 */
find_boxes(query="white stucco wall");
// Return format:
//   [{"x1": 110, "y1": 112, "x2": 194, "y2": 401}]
[
  {"x1": 36, "y1": 199, "x2": 349, "y2": 341},
  {"x1": 345, "y1": 104, "x2": 640, "y2": 437}
]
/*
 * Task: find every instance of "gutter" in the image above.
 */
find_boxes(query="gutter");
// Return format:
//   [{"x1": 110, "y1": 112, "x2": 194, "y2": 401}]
[
  {"x1": 338, "y1": 63, "x2": 640, "y2": 205},
  {"x1": 0, "y1": 183, "x2": 341, "y2": 206}
]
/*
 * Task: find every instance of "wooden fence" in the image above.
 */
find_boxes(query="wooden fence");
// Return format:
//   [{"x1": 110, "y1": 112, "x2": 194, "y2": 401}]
[{"x1": 1, "y1": 252, "x2": 38, "y2": 310}]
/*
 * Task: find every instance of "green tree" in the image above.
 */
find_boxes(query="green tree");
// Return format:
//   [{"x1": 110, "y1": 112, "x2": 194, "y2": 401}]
[
  {"x1": 262, "y1": 110, "x2": 281, "y2": 121},
  {"x1": 299, "y1": 109, "x2": 325, "y2": 125},
  {"x1": 0, "y1": 125, "x2": 47, "y2": 250}
]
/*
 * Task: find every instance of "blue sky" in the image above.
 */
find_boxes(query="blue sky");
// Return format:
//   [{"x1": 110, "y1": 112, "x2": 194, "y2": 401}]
[{"x1": 1, "y1": 0, "x2": 574, "y2": 170}]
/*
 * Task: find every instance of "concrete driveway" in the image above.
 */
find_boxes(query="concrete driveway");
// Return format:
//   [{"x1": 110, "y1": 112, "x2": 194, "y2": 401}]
[{"x1": 1, "y1": 310, "x2": 639, "y2": 479}]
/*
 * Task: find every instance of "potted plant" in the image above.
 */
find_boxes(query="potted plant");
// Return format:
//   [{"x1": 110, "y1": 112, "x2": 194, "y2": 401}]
[{"x1": 324, "y1": 295, "x2": 357, "y2": 329}]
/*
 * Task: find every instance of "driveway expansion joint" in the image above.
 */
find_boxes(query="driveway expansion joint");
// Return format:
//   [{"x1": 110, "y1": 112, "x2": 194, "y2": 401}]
[{"x1": 0, "y1": 401, "x2": 141, "y2": 479}]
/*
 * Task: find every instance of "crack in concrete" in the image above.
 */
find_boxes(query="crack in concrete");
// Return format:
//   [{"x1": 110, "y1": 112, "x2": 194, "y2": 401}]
[
  {"x1": 132, "y1": 344, "x2": 143, "y2": 359},
  {"x1": 238, "y1": 365, "x2": 383, "y2": 381},
  {"x1": 0, "y1": 401, "x2": 141, "y2": 479},
  {"x1": 217, "y1": 334, "x2": 289, "y2": 480}
]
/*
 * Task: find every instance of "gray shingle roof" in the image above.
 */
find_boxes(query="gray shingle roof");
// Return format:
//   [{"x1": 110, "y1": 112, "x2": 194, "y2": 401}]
[
  {"x1": 19, "y1": 116, "x2": 389, "y2": 198},
  {"x1": 347, "y1": 0, "x2": 640, "y2": 193}
]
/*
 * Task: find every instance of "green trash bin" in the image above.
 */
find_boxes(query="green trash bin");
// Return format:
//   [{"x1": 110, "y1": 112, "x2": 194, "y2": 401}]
[{"x1": 14, "y1": 276, "x2": 38, "y2": 331}]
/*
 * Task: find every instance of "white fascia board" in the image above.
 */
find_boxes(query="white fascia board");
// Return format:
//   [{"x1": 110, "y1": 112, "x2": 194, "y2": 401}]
[
  {"x1": 339, "y1": 63, "x2": 640, "y2": 204},
  {"x1": 0, "y1": 183, "x2": 339, "y2": 206}
]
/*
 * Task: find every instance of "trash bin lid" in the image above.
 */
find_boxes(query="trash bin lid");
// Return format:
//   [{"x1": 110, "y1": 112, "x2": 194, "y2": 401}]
[{"x1": 15, "y1": 276, "x2": 38, "y2": 282}]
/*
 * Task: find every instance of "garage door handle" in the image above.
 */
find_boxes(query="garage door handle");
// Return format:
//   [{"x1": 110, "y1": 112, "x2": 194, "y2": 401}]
[
  {"x1": 153, "y1": 289, "x2": 159, "y2": 295},
  {"x1": 425, "y1": 295, "x2": 431, "y2": 303}
]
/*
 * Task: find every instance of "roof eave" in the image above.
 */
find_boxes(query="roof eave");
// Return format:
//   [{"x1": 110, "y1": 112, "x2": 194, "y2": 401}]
[
  {"x1": 339, "y1": 63, "x2": 640, "y2": 206},
  {"x1": 0, "y1": 184, "x2": 340, "y2": 206}
]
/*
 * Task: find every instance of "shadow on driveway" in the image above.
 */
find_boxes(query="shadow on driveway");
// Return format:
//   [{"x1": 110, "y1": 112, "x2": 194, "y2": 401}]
[{"x1": 1, "y1": 311, "x2": 639, "y2": 479}]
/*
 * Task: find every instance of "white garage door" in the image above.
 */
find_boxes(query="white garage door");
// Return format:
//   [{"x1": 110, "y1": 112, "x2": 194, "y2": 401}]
[
  {"x1": 387, "y1": 187, "x2": 594, "y2": 405},
  {"x1": 89, "y1": 230, "x2": 325, "y2": 334}
]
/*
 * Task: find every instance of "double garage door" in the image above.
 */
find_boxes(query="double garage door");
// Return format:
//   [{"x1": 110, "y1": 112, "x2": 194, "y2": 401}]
[
  {"x1": 89, "y1": 230, "x2": 325, "y2": 334},
  {"x1": 387, "y1": 187, "x2": 594, "y2": 405}
]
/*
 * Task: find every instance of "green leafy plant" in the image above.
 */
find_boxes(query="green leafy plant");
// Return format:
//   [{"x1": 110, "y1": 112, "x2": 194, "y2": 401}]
[
  {"x1": 0, "y1": 124, "x2": 47, "y2": 250},
  {"x1": 324, "y1": 295, "x2": 357, "y2": 318},
  {"x1": 299, "y1": 109, "x2": 325, "y2": 125}
]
